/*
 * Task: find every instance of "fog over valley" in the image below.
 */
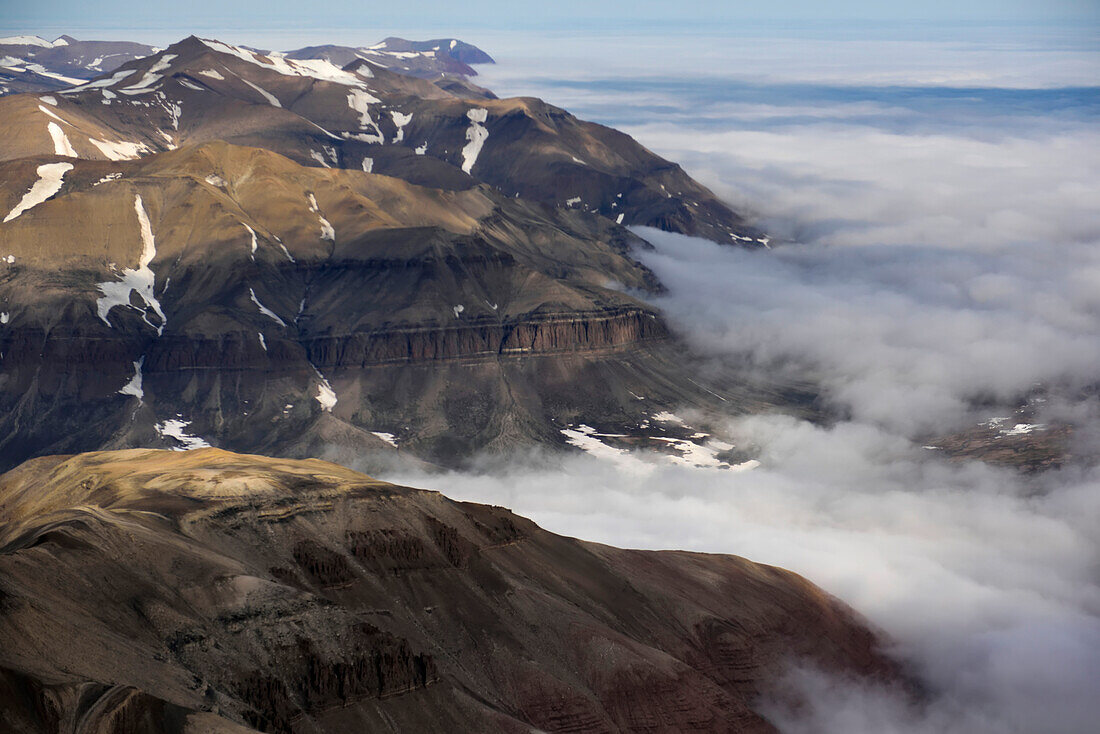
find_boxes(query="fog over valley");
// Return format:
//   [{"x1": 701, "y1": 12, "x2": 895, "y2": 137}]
[{"x1": 385, "y1": 25, "x2": 1100, "y2": 734}]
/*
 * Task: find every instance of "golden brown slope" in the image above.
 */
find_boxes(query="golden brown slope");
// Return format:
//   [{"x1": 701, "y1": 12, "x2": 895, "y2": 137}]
[
  {"x1": 0, "y1": 35, "x2": 761, "y2": 243},
  {"x1": 0, "y1": 448, "x2": 902, "y2": 734}
]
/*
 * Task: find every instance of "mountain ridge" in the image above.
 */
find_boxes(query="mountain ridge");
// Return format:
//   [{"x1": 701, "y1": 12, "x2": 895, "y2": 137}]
[
  {"x1": 0, "y1": 33, "x2": 779, "y2": 471},
  {"x1": 0, "y1": 447, "x2": 905, "y2": 734}
]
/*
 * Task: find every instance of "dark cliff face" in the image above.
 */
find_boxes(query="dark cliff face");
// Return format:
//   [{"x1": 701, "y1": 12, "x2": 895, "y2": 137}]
[
  {"x1": 0, "y1": 145, "x2": 708, "y2": 469},
  {"x1": 0, "y1": 449, "x2": 904, "y2": 734}
]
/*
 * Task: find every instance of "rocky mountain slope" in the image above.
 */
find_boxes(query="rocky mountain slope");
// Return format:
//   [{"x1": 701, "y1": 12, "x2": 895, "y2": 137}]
[
  {"x1": 0, "y1": 36, "x2": 757, "y2": 241},
  {"x1": 0, "y1": 35, "x2": 156, "y2": 94},
  {"x1": 0, "y1": 34, "x2": 777, "y2": 471},
  {"x1": 0, "y1": 448, "x2": 903, "y2": 734},
  {"x1": 0, "y1": 34, "x2": 495, "y2": 96}
]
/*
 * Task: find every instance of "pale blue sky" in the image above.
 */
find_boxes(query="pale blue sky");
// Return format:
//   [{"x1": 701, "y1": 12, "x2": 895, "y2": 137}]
[{"x1": 3, "y1": 0, "x2": 1098, "y2": 41}]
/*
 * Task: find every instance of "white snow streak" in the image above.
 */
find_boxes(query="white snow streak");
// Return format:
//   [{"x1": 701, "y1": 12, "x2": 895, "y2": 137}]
[
  {"x1": 346, "y1": 89, "x2": 384, "y2": 142},
  {"x1": 120, "y1": 53, "x2": 176, "y2": 93},
  {"x1": 241, "y1": 77, "x2": 280, "y2": 107},
  {"x1": 312, "y1": 367, "x2": 337, "y2": 411},
  {"x1": 390, "y1": 111, "x2": 412, "y2": 143},
  {"x1": 155, "y1": 416, "x2": 211, "y2": 450},
  {"x1": 307, "y1": 193, "x2": 335, "y2": 241},
  {"x1": 88, "y1": 138, "x2": 149, "y2": 160},
  {"x1": 47, "y1": 122, "x2": 76, "y2": 157},
  {"x1": 95, "y1": 195, "x2": 166, "y2": 335},
  {"x1": 371, "y1": 431, "x2": 398, "y2": 447},
  {"x1": 460, "y1": 107, "x2": 488, "y2": 174},
  {"x1": 243, "y1": 223, "x2": 258, "y2": 258},
  {"x1": 249, "y1": 288, "x2": 286, "y2": 326},
  {"x1": 118, "y1": 357, "x2": 144, "y2": 401},
  {"x1": 3, "y1": 162, "x2": 72, "y2": 222}
]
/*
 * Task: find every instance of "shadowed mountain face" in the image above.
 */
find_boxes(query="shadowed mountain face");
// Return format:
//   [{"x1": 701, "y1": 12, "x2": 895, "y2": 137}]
[
  {"x1": 0, "y1": 34, "x2": 776, "y2": 470},
  {"x1": 0, "y1": 448, "x2": 902, "y2": 734}
]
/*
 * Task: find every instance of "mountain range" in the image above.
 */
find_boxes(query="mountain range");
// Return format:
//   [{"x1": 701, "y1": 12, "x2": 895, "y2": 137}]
[
  {"x1": 0, "y1": 34, "x2": 771, "y2": 472},
  {"x1": 0, "y1": 34, "x2": 495, "y2": 96}
]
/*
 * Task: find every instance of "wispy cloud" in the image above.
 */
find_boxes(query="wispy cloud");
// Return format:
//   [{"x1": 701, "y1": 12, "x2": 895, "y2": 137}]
[{"x1": 382, "y1": 27, "x2": 1100, "y2": 733}]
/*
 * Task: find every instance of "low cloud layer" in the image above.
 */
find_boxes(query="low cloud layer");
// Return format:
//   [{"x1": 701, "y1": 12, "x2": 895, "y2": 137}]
[
  {"x1": 391, "y1": 417, "x2": 1100, "y2": 733},
  {"x1": 383, "y1": 27, "x2": 1099, "y2": 734},
  {"x1": 634, "y1": 227, "x2": 1100, "y2": 435}
]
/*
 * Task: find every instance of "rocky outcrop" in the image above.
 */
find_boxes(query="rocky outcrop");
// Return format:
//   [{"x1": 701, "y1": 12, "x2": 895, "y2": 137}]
[
  {"x1": 303, "y1": 307, "x2": 667, "y2": 367},
  {"x1": 0, "y1": 449, "x2": 906, "y2": 733}
]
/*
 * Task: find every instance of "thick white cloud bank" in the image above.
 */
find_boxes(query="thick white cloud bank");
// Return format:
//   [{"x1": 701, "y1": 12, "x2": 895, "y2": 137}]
[
  {"x1": 391, "y1": 420, "x2": 1100, "y2": 733},
  {"x1": 382, "y1": 25, "x2": 1100, "y2": 734}
]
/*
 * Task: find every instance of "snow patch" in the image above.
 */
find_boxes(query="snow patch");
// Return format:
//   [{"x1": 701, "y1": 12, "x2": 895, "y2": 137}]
[
  {"x1": 199, "y1": 39, "x2": 368, "y2": 87},
  {"x1": 197, "y1": 69, "x2": 224, "y2": 80},
  {"x1": 371, "y1": 431, "x2": 398, "y2": 447},
  {"x1": 3, "y1": 162, "x2": 72, "y2": 222},
  {"x1": 95, "y1": 195, "x2": 166, "y2": 335},
  {"x1": 243, "y1": 223, "x2": 257, "y2": 257},
  {"x1": 88, "y1": 138, "x2": 149, "y2": 161},
  {"x1": 460, "y1": 107, "x2": 489, "y2": 174},
  {"x1": 241, "y1": 77, "x2": 280, "y2": 107},
  {"x1": 361, "y1": 157, "x2": 373, "y2": 173},
  {"x1": 249, "y1": 287, "x2": 286, "y2": 326},
  {"x1": 652, "y1": 411, "x2": 687, "y2": 426},
  {"x1": 314, "y1": 370, "x2": 337, "y2": 411},
  {"x1": 345, "y1": 89, "x2": 384, "y2": 142},
  {"x1": 453, "y1": 304, "x2": 464, "y2": 318},
  {"x1": 118, "y1": 357, "x2": 144, "y2": 401},
  {"x1": 23, "y1": 63, "x2": 81, "y2": 84},
  {"x1": 414, "y1": 142, "x2": 427, "y2": 155},
  {"x1": 0, "y1": 35, "x2": 54, "y2": 48},
  {"x1": 307, "y1": 193, "x2": 334, "y2": 241},
  {"x1": 561, "y1": 425, "x2": 647, "y2": 473},
  {"x1": 47, "y1": 122, "x2": 76, "y2": 157},
  {"x1": 39, "y1": 95, "x2": 57, "y2": 105},
  {"x1": 390, "y1": 110, "x2": 412, "y2": 142},
  {"x1": 155, "y1": 416, "x2": 211, "y2": 450},
  {"x1": 64, "y1": 69, "x2": 134, "y2": 92},
  {"x1": 1003, "y1": 422, "x2": 1044, "y2": 436},
  {"x1": 120, "y1": 53, "x2": 176, "y2": 94}
]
